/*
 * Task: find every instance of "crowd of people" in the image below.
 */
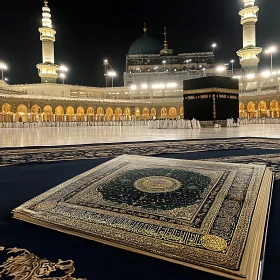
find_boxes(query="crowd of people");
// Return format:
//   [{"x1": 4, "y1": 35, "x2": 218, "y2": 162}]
[
  {"x1": 226, "y1": 118, "x2": 240, "y2": 127},
  {"x1": 0, "y1": 120, "x2": 147, "y2": 128},
  {"x1": 148, "y1": 118, "x2": 201, "y2": 129},
  {"x1": 239, "y1": 118, "x2": 280, "y2": 125}
]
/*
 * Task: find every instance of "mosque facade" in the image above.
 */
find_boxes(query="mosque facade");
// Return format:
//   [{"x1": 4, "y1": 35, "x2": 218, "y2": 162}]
[{"x1": 0, "y1": 0, "x2": 280, "y2": 123}]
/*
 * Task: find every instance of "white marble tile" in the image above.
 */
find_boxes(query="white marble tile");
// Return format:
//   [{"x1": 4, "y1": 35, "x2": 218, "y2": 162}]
[{"x1": 0, "y1": 124, "x2": 279, "y2": 148}]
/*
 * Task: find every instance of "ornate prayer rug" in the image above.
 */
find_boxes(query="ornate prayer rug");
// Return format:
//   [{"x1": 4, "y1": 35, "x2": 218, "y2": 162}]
[
  {"x1": 1, "y1": 137, "x2": 280, "y2": 166},
  {"x1": 12, "y1": 155, "x2": 273, "y2": 280}
]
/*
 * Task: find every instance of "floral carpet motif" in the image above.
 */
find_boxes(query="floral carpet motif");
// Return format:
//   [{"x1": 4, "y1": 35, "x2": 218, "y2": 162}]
[{"x1": 1, "y1": 137, "x2": 280, "y2": 166}]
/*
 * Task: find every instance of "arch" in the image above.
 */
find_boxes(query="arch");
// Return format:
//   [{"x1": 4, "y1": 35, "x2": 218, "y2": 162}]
[
  {"x1": 161, "y1": 107, "x2": 167, "y2": 119},
  {"x1": 270, "y1": 100, "x2": 279, "y2": 118},
  {"x1": 247, "y1": 101, "x2": 255, "y2": 112},
  {"x1": 169, "y1": 107, "x2": 177, "y2": 119},
  {"x1": 106, "y1": 107, "x2": 114, "y2": 121},
  {"x1": 179, "y1": 107, "x2": 184, "y2": 118},
  {"x1": 31, "y1": 104, "x2": 41, "y2": 122},
  {"x1": 142, "y1": 107, "x2": 149, "y2": 120},
  {"x1": 55, "y1": 106, "x2": 64, "y2": 122},
  {"x1": 16, "y1": 104, "x2": 28, "y2": 122},
  {"x1": 43, "y1": 105, "x2": 53, "y2": 121},
  {"x1": 270, "y1": 100, "x2": 279, "y2": 111},
  {"x1": 66, "y1": 106, "x2": 74, "y2": 122},
  {"x1": 239, "y1": 102, "x2": 245, "y2": 119},
  {"x1": 124, "y1": 107, "x2": 131, "y2": 120},
  {"x1": 247, "y1": 101, "x2": 256, "y2": 119},
  {"x1": 96, "y1": 107, "x2": 104, "y2": 121},
  {"x1": 150, "y1": 108, "x2": 156, "y2": 118},
  {"x1": 258, "y1": 101, "x2": 267, "y2": 118},
  {"x1": 134, "y1": 107, "x2": 141, "y2": 120},
  {"x1": 1, "y1": 103, "x2": 13, "y2": 122},
  {"x1": 76, "y1": 106, "x2": 85, "y2": 122},
  {"x1": 115, "y1": 107, "x2": 122, "y2": 121},
  {"x1": 87, "y1": 107, "x2": 94, "y2": 122}
]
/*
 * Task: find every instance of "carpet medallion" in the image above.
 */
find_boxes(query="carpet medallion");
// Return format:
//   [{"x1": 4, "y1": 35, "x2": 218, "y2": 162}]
[{"x1": 12, "y1": 155, "x2": 273, "y2": 280}]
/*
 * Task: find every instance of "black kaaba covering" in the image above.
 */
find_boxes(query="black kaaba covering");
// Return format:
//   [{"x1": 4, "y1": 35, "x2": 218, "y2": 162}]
[{"x1": 183, "y1": 76, "x2": 239, "y2": 121}]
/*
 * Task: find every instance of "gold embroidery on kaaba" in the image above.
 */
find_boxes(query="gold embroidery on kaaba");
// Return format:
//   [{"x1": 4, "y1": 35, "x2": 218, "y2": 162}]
[
  {"x1": 0, "y1": 247, "x2": 85, "y2": 279},
  {"x1": 183, "y1": 87, "x2": 240, "y2": 95}
]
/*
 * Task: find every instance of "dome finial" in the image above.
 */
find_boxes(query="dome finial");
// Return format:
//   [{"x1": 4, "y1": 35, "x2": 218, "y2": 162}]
[
  {"x1": 164, "y1": 26, "x2": 168, "y2": 49},
  {"x1": 143, "y1": 22, "x2": 147, "y2": 34},
  {"x1": 44, "y1": 0, "x2": 48, "y2": 6}
]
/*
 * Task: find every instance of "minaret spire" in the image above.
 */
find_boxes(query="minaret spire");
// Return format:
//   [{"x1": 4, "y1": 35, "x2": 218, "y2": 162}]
[
  {"x1": 143, "y1": 22, "x2": 147, "y2": 34},
  {"x1": 236, "y1": 0, "x2": 262, "y2": 73},
  {"x1": 36, "y1": 0, "x2": 59, "y2": 83},
  {"x1": 160, "y1": 26, "x2": 173, "y2": 55},
  {"x1": 163, "y1": 26, "x2": 168, "y2": 49}
]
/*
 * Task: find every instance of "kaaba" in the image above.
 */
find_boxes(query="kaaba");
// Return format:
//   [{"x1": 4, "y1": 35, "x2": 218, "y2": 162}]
[
  {"x1": 183, "y1": 76, "x2": 239, "y2": 123},
  {"x1": 12, "y1": 155, "x2": 273, "y2": 280}
]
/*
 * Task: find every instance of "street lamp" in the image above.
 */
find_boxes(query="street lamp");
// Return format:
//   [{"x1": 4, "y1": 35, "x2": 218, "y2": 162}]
[
  {"x1": 162, "y1": 60, "x2": 166, "y2": 71},
  {"x1": 230, "y1": 60, "x2": 234, "y2": 75},
  {"x1": 0, "y1": 62, "x2": 7, "y2": 80},
  {"x1": 107, "y1": 70, "x2": 116, "y2": 87},
  {"x1": 60, "y1": 73, "x2": 66, "y2": 84},
  {"x1": 212, "y1": 43, "x2": 217, "y2": 53},
  {"x1": 265, "y1": 46, "x2": 277, "y2": 71},
  {"x1": 60, "y1": 65, "x2": 68, "y2": 72}
]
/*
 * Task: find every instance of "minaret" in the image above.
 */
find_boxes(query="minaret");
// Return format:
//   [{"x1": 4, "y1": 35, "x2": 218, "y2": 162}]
[
  {"x1": 36, "y1": 0, "x2": 59, "y2": 83},
  {"x1": 160, "y1": 26, "x2": 173, "y2": 55},
  {"x1": 236, "y1": 0, "x2": 262, "y2": 73}
]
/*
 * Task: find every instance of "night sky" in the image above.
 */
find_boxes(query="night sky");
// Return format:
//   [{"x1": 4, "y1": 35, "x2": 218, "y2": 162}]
[{"x1": 0, "y1": 0, "x2": 279, "y2": 87}]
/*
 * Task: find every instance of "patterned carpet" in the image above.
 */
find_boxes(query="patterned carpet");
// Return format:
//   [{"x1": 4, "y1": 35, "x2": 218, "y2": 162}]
[
  {"x1": 0, "y1": 137, "x2": 279, "y2": 280},
  {"x1": 1, "y1": 137, "x2": 280, "y2": 167}
]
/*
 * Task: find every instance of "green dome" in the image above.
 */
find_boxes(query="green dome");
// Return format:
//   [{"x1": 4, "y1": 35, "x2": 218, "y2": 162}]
[{"x1": 128, "y1": 34, "x2": 162, "y2": 55}]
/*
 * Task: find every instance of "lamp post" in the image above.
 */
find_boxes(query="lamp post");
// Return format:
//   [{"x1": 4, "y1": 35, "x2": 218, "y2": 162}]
[
  {"x1": 162, "y1": 60, "x2": 166, "y2": 71},
  {"x1": 0, "y1": 62, "x2": 7, "y2": 80},
  {"x1": 212, "y1": 43, "x2": 217, "y2": 53},
  {"x1": 230, "y1": 60, "x2": 234, "y2": 75},
  {"x1": 265, "y1": 46, "x2": 277, "y2": 71},
  {"x1": 107, "y1": 70, "x2": 116, "y2": 87},
  {"x1": 60, "y1": 73, "x2": 66, "y2": 84}
]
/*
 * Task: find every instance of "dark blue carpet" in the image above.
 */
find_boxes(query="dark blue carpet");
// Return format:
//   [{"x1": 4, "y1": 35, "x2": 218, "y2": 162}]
[{"x1": 0, "y1": 149, "x2": 279, "y2": 280}]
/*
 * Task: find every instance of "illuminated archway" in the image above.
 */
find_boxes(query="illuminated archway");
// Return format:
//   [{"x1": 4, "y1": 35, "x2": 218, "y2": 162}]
[
  {"x1": 270, "y1": 100, "x2": 279, "y2": 118},
  {"x1": 16, "y1": 104, "x2": 28, "y2": 122},
  {"x1": 31, "y1": 104, "x2": 41, "y2": 122},
  {"x1": 169, "y1": 107, "x2": 177, "y2": 119},
  {"x1": 239, "y1": 102, "x2": 245, "y2": 118},
  {"x1": 76, "y1": 106, "x2": 85, "y2": 122},
  {"x1": 115, "y1": 107, "x2": 122, "y2": 121},
  {"x1": 258, "y1": 101, "x2": 267, "y2": 118},
  {"x1": 161, "y1": 107, "x2": 167, "y2": 119},
  {"x1": 134, "y1": 107, "x2": 141, "y2": 120},
  {"x1": 247, "y1": 101, "x2": 255, "y2": 119},
  {"x1": 87, "y1": 107, "x2": 94, "y2": 122},
  {"x1": 1, "y1": 103, "x2": 13, "y2": 122},
  {"x1": 43, "y1": 105, "x2": 53, "y2": 121},
  {"x1": 150, "y1": 108, "x2": 156, "y2": 119},
  {"x1": 55, "y1": 106, "x2": 64, "y2": 122},
  {"x1": 97, "y1": 107, "x2": 104, "y2": 121},
  {"x1": 124, "y1": 107, "x2": 131, "y2": 120},
  {"x1": 142, "y1": 107, "x2": 149, "y2": 120},
  {"x1": 66, "y1": 106, "x2": 74, "y2": 122},
  {"x1": 179, "y1": 107, "x2": 184, "y2": 119},
  {"x1": 106, "y1": 107, "x2": 113, "y2": 121}
]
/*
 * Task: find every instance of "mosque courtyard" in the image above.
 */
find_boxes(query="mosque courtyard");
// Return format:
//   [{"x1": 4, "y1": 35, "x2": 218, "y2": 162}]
[{"x1": 0, "y1": 123, "x2": 279, "y2": 148}]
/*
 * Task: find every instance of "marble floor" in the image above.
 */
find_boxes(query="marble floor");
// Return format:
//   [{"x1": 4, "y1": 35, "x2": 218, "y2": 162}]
[{"x1": 0, "y1": 124, "x2": 279, "y2": 148}]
